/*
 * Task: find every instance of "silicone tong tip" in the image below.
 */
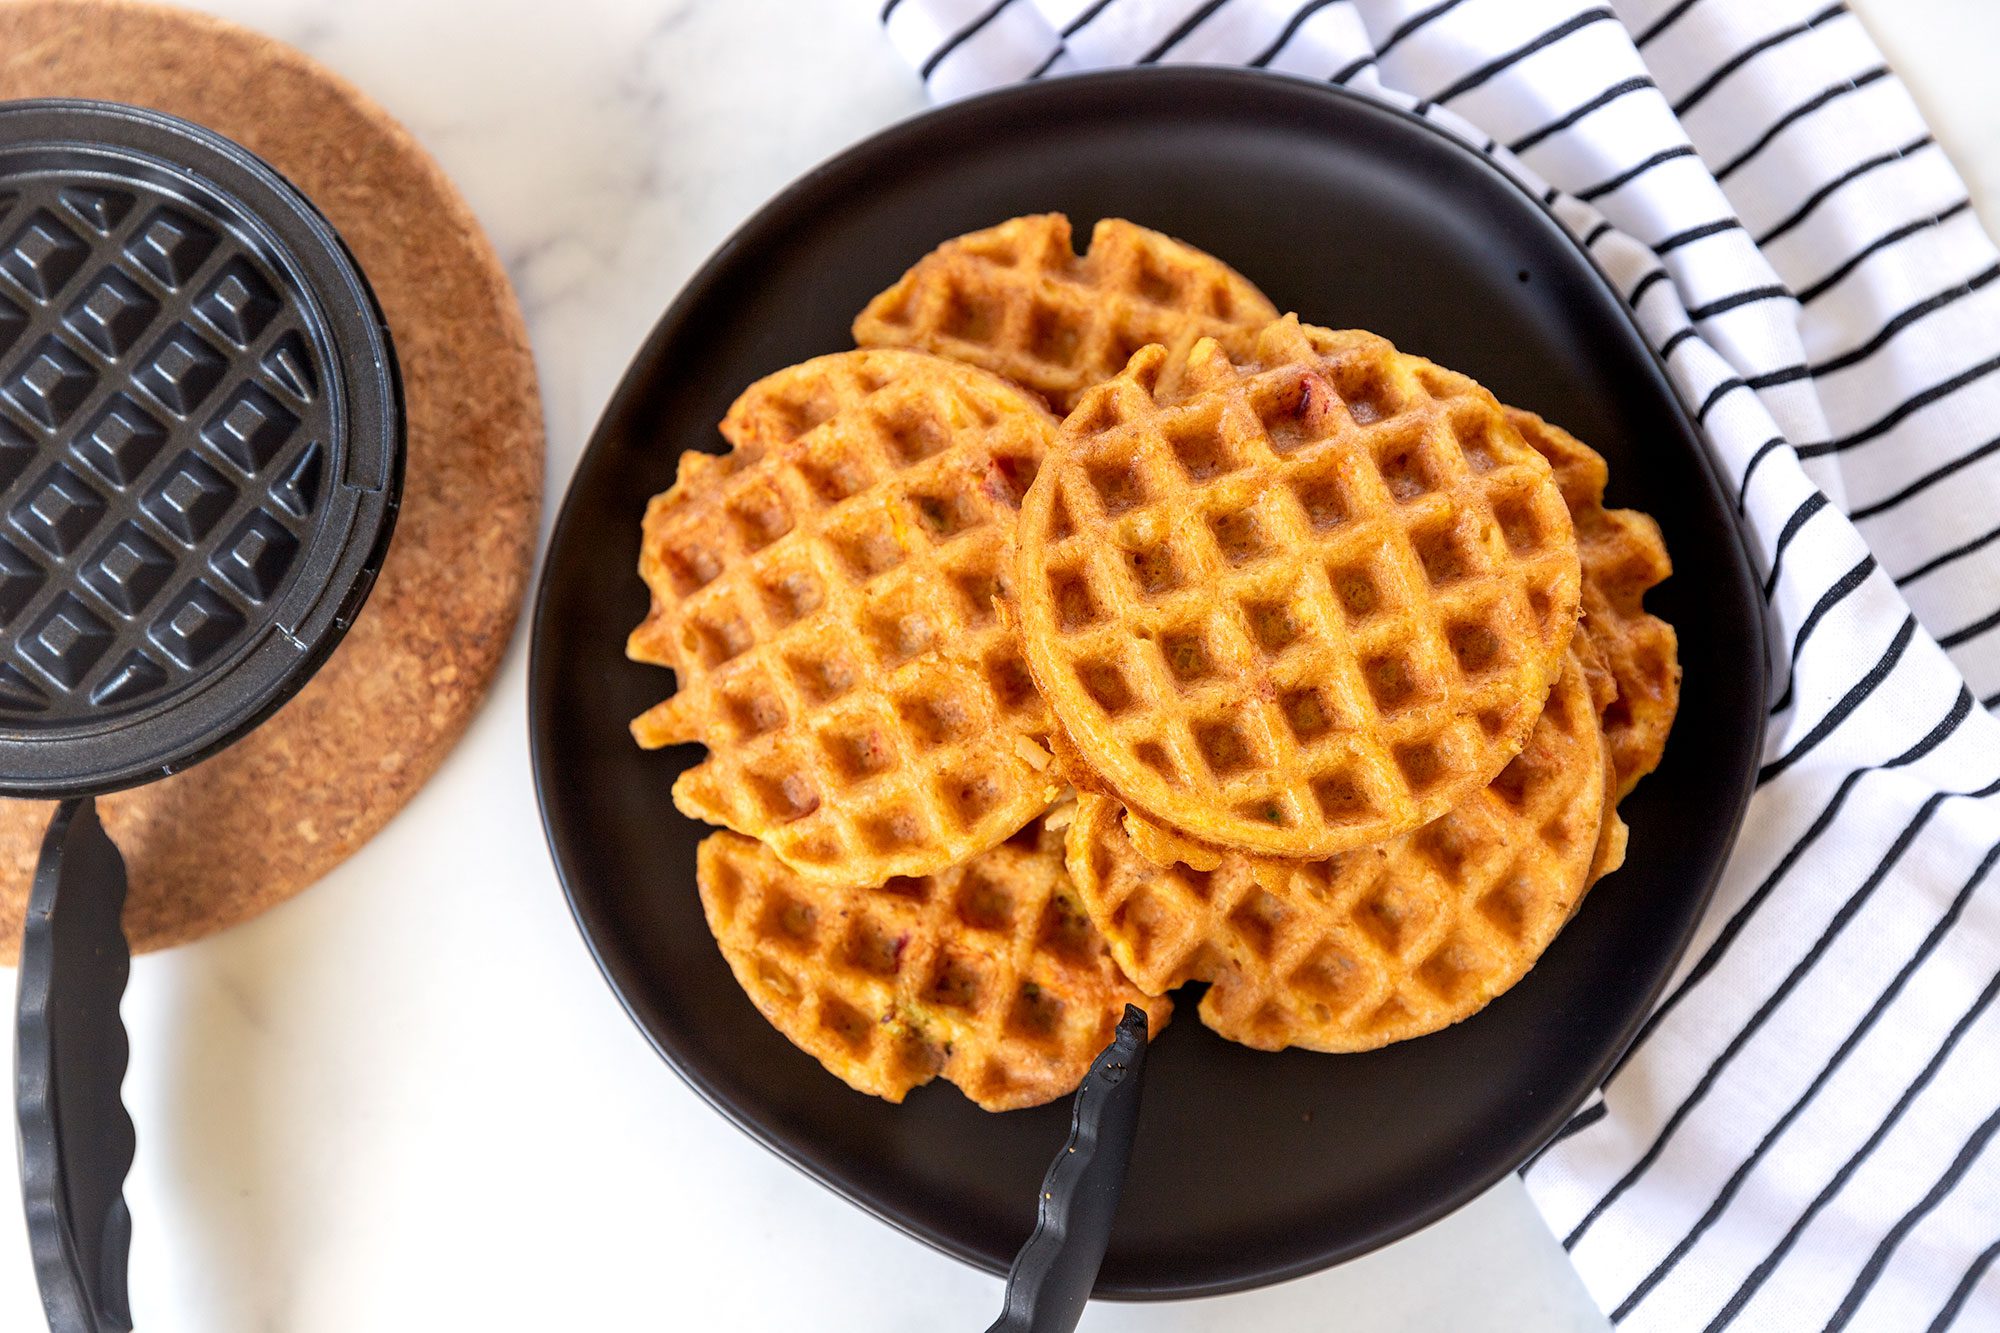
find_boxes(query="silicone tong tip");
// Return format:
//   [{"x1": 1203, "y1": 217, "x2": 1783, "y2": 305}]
[
  {"x1": 17, "y1": 796, "x2": 136, "y2": 1333},
  {"x1": 985, "y1": 1002, "x2": 1151, "y2": 1333}
]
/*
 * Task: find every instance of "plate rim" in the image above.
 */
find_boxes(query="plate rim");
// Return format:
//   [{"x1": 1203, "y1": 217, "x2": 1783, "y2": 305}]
[{"x1": 528, "y1": 64, "x2": 1769, "y2": 1299}]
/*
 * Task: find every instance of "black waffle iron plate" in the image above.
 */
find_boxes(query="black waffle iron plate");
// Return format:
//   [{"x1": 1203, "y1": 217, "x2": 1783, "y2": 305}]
[{"x1": 0, "y1": 99, "x2": 402, "y2": 1332}]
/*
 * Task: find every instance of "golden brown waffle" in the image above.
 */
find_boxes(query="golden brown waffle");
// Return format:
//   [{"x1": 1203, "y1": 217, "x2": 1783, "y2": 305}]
[
  {"x1": 697, "y1": 818, "x2": 1170, "y2": 1110},
  {"x1": 853, "y1": 213, "x2": 1277, "y2": 415},
  {"x1": 855, "y1": 229, "x2": 1676, "y2": 790},
  {"x1": 1065, "y1": 650, "x2": 1618, "y2": 1052},
  {"x1": 1507, "y1": 409, "x2": 1680, "y2": 797},
  {"x1": 1015, "y1": 317, "x2": 1582, "y2": 860},
  {"x1": 628, "y1": 349, "x2": 1066, "y2": 884}
]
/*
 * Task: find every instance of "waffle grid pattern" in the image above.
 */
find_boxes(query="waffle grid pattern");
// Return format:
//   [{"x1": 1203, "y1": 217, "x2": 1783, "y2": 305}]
[
  {"x1": 0, "y1": 179, "x2": 328, "y2": 723},
  {"x1": 629, "y1": 350, "x2": 1064, "y2": 885},
  {"x1": 1065, "y1": 652, "x2": 1613, "y2": 1052},
  {"x1": 1018, "y1": 321, "x2": 1581, "y2": 859},
  {"x1": 1507, "y1": 408, "x2": 1679, "y2": 798},
  {"x1": 853, "y1": 213, "x2": 1277, "y2": 415},
  {"x1": 697, "y1": 820, "x2": 1168, "y2": 1110}
]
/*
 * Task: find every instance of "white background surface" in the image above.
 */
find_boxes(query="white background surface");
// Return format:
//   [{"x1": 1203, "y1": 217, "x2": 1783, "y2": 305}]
[{"x1": 1, "y1": 2, "x2": 1994, "y2": 1329}]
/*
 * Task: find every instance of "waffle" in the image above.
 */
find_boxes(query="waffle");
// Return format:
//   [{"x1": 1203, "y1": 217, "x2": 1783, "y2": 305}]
[
  {"x1": 1507, "y1": 409, "x2": 1680, "y2": 797},
  {"x1": 1065, "y1": 649, "x2": 1619, "y2": 1052},
  {"x1": 857, "y1": 225, "x2": 1676, "y2": 793},
  {"x1": 1015, "y1": 316, "x2": 1582, "y2": 860},
  {"x1": 853, "y1": 213, "x2": 1277, "y2": 416},
  {"x1": 628, "y1": 349, "x2": 1066, "y2": 885},
  {"x1": 697, "y1": 818, "x2": 1170, "y2": 1110}
]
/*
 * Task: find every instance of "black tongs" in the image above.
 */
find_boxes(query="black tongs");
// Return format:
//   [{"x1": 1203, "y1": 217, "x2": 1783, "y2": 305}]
[
  {"x1": 986, "y1": 1003, "x2": 1152, "y2": 1333},
  {"x1": 17, "y1": 798, "x2": 136, "y2": 1333}
]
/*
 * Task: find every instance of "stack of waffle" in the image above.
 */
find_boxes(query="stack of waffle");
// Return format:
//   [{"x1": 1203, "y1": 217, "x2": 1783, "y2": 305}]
[{"x1": 629, "y1": 214, "x2": 1679, "y2": 1109}]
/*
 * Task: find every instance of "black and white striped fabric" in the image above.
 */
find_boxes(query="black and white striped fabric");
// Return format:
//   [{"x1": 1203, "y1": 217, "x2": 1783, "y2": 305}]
[{"x1": 876, "y1": 2, "x2": 2000, "y2": 1328}]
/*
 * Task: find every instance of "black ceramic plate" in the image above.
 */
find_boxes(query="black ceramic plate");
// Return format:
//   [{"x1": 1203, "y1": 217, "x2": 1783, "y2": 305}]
[{"x1": 530, "y1": 68, "x2": 1765, "y2": 1299}]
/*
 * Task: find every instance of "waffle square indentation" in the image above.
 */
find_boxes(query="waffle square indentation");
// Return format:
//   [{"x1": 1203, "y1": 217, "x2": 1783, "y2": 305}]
[
  {"x1": 13, "y1": 463, "x2": 106, "y2": 557},
  {"x1": 64, "y1": 268, "x2": 161, "y2": 358},
  {"x1": 202, "y1": 384, "x2": 299, "y2": 474},
  {"x1": 89, "y1": 649, "x2": 168, "y2": 707},
  {"x1": 76, "y1": 394, "x2": 168, "y2": 485},
  {"x1": 194, "y1": 257, "x2": 281, "y2": 348},
  {"x1": 23, "y1": 594, "x2": 112, "y2": 688},
  {"x1": 135, "y1": 324, "x2": 227, "y2": 415},
  {"x1": 143, "y1": 453, "x2": 236, "y2": 544},
  {"x1": 57, "y1": 187, "x2": 135, "y2": 236},
  {"x1": 269, "y1": 440, "x2": 324, "y2": 519},
  {"x1": 1, "y1": 210, "x2": 88, "y2": 301},
  {"x1": 211, "y1": 509, "x2": 299, "y2": 602},
  {"x1": 124, "y1": 207, "x2": 218, "y2": 289},
  {"x1": 150, "y1": 580, "x2": 245, "y2": 669},
  {"x1": 83, "y1": 521, "x2": 174, "y2": 615},
  {"x1": 261, "y1": 330, "x2": 319, "y2": 402},
  {"x1": 6, "y1": 337, "x2": 97, "y2": 428}
]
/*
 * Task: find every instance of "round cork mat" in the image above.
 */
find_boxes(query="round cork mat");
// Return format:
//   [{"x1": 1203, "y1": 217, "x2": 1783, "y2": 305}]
[{"x1": 0, "y1": 0, "x2": 543, "y2": 959}]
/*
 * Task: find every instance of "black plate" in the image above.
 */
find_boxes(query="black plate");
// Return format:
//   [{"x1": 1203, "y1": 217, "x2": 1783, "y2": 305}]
[{"x1": 530, "y1": 68, "x2": 1765, "y2": 1299}]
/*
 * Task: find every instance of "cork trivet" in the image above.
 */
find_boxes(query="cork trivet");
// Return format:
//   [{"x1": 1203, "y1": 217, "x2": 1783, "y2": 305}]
[{"x1": 0, "y1": 0, "x2": 543, "y2": 958}]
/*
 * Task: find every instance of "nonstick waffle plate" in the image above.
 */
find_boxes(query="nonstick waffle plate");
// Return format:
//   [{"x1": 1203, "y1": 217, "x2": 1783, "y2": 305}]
[{"x1": 0, "y1": 99, "x2": 401, "y2": 796}]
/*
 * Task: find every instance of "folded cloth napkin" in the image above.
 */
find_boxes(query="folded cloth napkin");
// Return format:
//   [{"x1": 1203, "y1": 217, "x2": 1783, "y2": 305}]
[{"x1": 874, "y1": 3, "x2": 2000, "y2": 1328}]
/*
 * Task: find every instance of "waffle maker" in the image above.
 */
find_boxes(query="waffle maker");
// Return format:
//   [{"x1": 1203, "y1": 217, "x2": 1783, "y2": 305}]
[{"x1": 0, "y1": 99, "x2": 402, "y2": 1332}]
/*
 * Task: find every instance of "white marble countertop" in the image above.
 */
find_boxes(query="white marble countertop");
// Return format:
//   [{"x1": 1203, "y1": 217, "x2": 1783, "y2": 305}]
[{"x1": 1, "y1": 2, "x2": 1993, "y2": 1329}]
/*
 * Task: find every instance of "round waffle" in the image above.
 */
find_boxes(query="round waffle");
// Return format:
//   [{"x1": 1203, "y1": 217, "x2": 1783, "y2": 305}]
[
  {"x1": 1065, "y1": 649, "x2": 1618, "y2": 1052},
  {"x1": 697, "y1": 816, "x2": 1170, "y2": 1111},
  {"x1": 628, "y1": 349, "x2": 1064, "y2": 885},
  {"x1": 1015, "y1": 317, "x2": 1582, "y2": 860},
  {"x1": 853, "y1": 213, "x2": 1276, "y2": 416},
  {"x1": 854, "y1": 230, "x2": 1675, "y2": 802},
  {"x1": 1507, "y1": 408, "x2": 1679, "y2": 797}
]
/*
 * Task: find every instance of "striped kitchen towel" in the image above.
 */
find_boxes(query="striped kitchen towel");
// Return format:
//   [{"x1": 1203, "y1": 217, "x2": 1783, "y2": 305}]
[{"x1": 875, "y1": 2, "x2": 2000, "y2": 1329}]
